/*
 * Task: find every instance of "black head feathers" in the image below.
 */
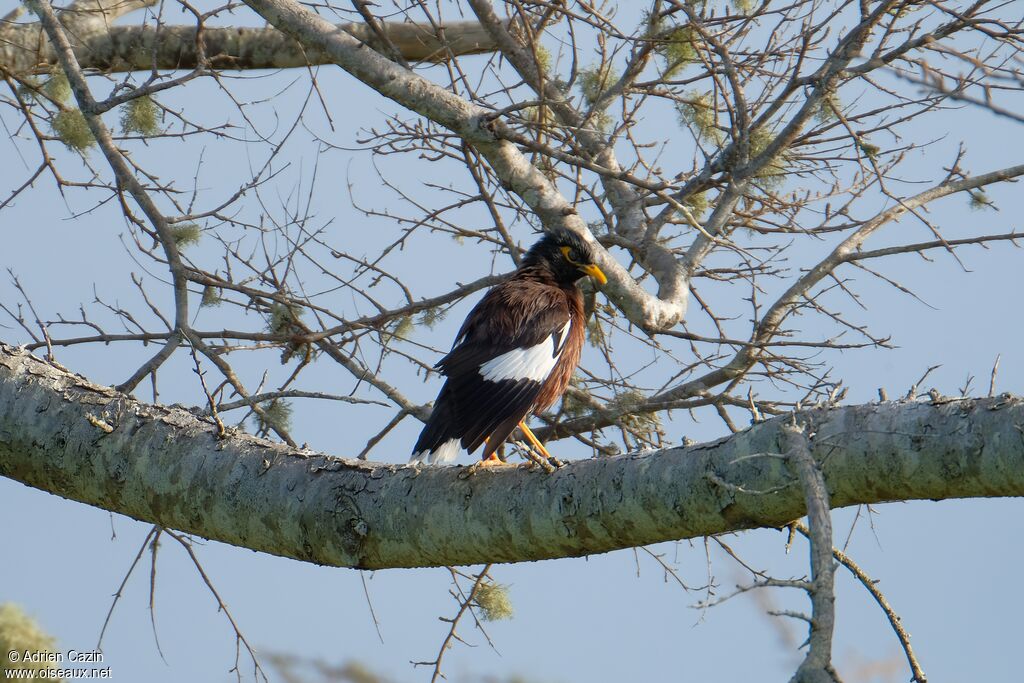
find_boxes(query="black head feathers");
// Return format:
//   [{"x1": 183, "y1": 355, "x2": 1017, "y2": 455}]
[{"x1": 521, "y1": 229, "x2": 606, "y2": 286}]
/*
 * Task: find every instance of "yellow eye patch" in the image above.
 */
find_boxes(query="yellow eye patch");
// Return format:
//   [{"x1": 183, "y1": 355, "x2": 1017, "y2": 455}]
[{"x1": 560, "y1": 245, "x2": 607, "y2": 285}]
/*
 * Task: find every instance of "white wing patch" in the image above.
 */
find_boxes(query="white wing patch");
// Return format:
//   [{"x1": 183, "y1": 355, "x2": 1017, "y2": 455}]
[
  {"x1": 411, "y1": 438, "x2": 461, "y2": 465},
  {"x1": 479, "y1": 320, "x2": 571, "y2": 383}
]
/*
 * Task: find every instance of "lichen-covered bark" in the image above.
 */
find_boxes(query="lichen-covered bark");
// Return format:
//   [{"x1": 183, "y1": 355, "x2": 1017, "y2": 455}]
[
  {"x1": 0, "y1": 342, "x2": 1021, "y2": 569},
  {"x1": 0, "y1": 20, "x2": 501, "y2": 74}
]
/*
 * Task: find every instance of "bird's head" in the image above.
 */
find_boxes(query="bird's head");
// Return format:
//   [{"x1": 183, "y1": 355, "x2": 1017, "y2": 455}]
[{"x1": 523, "y1": 229, "x2": 608, "y2": 287}]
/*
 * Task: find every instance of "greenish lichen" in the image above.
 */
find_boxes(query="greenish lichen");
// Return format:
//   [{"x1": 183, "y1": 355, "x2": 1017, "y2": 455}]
[
  {"x1": 0, "y1": 603, "x2": 60, "y2": 681},
  {"x1": 732, "y1": 0, "x2": 755, "y2": 14},
  {"x1": 170, "y1": 223, "x2": 201, "y2": 248},
  {"x1": 683, "y1": 190, "x2": 709, "y2": 216},
  {"x1": 676, "y1": 92, "x2": 721, "y2": 143},
  {"x1": 586, "y1": 316, "x2": 606, "y2": 348},
  {"x1": 51, "y1": 109, "x2": 94, "y2": 151},
  {"x1": 253, "y1": 399, "x2": 293, "y2": 436},
  {"x1": 814, "y1": 94, "x2": 840, "y2": 124},
  {"x1": 268, "y1": 301, "x2": 303, "y2": 336},
  {"x1": 578, "y1": 63, "x2": 618, "y2": 129},
  {"x1": 474, "y1": 580, "x2": 513, "y2": 621},
  {"x1": 200, "y1": 285, "x2": 223, "y2": 307},
  {"x1": 42, "y1": 67, "x2": 70, "y2": 103},
  {"x1": 392, "y1": 315, "x2": 414, "y2": 340},
  {"x1": 857, "y1": 140, "x2": 880, "y2": 159},
  {"x1": 748, "y1": 126, "x2": 789, "y2": 190},
  {"x1": 656, "y1": 25, "x2": 698, "y2": 79},
  {"x1": 533, "y1": 45, "x2": 552, "y2": 73},
  {"x1": 968, "y1": 190, "x2": 995, "y2": 211},
  {"x1": 417, "y1": 308, "x2": 446, "y2": 329},
  {"x1": 120, "y1": 95, "x2": 160, "y2": 136},
  {"x1": 611, "y1": 389, "x2": 661, "y2": 433},
  {"x1": 267, "y1": 300, "x2": 311, "y2": 362},
  {"x1": 578, "y1": 63, "x2": 618, "y2": 106},
  {"x1": 560, "y1": 388, "x2": 589, "y2": 418}
]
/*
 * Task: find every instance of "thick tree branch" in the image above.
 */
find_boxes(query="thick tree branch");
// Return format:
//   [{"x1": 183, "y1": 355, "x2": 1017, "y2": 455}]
[
  {"x1": 1, "y1": 7, "x2": 504, "y2": 73},
  {"x1": 1, "y1": 342, "x2": 1022, "y2": 570}
]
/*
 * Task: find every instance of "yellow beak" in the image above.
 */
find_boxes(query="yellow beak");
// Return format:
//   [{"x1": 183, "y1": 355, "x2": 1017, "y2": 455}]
[{"x1": 582, "y1": 263, "x2": 608, "y2": 286}]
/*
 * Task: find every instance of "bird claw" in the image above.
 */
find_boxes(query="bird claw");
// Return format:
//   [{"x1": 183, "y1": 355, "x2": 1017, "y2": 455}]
[
  {"x1": 545, "y1": 455, "x2": 566, "y2": 469},
  {"x1": 513, "y1": 441, "x2": 563, "y2": 473},
  {"x1": 458, "y1": 455, "x2": 514, "y2": 478}
]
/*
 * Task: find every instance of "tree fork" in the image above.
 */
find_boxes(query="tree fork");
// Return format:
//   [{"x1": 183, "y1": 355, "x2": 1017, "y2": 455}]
[{"x1": 0, "y1": 342, "x2": 1021, "y2": 569}]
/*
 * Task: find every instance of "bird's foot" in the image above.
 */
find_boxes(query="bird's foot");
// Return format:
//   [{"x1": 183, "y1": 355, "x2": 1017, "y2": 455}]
[
  {"x1": 545, "y1": 454, "x2": 566, "y2": 469},
  {"x1": 513, "y1": 441, "x2": 564, "y2": 473},
  {"x1": 515, "y1": 421, "x2": 563, "y2": 471},
  {"x1": 459, "y1": 453, "x2": 514, "y2": 478}
]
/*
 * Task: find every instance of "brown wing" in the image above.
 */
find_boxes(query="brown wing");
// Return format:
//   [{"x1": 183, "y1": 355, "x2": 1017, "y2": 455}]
[
  {"x1": 533, "y1": 285, "x2": 584, "y2": 413},
  {"x1": 411, "y1": 280, "x2": 575, "y2": 462}
]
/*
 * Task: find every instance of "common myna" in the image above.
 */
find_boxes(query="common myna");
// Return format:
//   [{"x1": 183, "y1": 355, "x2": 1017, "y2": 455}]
[{"x1": 411, "y1": 228, "x2": 607, "y2": 465}]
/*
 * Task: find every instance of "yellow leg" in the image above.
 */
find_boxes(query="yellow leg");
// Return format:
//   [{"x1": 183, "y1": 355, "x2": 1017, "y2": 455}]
[{"x1": 518, "y1": 421, "x2": 554, "y2": 460}]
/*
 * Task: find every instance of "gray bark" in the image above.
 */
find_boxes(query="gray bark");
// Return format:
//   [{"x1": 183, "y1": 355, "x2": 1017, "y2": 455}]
[
  {"x1": 1, "y1": 14, "x2": 500, "y2": 74},
  {"x1": 786, "y1": 424, "x2": 840, "y2": 683},
  {"x1": 1, "y1": 341, "x2": 1021, "y2": 569}
]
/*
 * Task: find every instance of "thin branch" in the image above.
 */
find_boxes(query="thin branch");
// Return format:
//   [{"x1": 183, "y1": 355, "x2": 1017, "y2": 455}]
[
  {"x1": 784, "y1": 423, "x2": 839, "y2": 683},
  {"x1": 791, "y1": 521, "x2": 927, "y2": 683}
]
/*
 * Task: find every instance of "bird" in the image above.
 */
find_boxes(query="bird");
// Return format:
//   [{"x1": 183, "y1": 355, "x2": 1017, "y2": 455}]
[{"x1": 411, "y1": 228, "x2": 607, "y2": 466}]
